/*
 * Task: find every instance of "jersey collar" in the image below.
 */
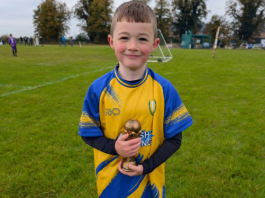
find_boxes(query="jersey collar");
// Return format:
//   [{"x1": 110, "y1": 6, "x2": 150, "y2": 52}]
[{"x1": 114, "y1": 64, "x2": 148, "y2": 88}]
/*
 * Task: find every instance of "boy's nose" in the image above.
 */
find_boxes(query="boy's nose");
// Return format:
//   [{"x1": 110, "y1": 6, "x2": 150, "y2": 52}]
[{"x1": 128, "y1": 39, "x2": 138, "y2": 51}]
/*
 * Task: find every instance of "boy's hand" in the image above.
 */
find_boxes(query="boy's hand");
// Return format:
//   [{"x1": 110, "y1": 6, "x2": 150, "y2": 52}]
[
  {"x1": 115, "y1": 134, "x2": 141, "y2": 157},
  {"x1": 118, "y1": 159, "x2": 143, "y2": 176}
]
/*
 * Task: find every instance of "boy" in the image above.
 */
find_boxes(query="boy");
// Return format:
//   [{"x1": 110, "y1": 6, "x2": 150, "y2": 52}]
[
  {"x1": 8, "y1": 34, "x2": 17, "y2": 57},
  {"x1": 79, "y1": 1, "x2": 193, "y2": 197}
]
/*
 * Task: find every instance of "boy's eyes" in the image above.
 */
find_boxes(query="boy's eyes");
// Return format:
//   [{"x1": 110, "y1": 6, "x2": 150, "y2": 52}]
[
  {"x1": 139, "y1": 38, "x2": 148, "y2": 41},
  {"x1": 119, "y1": 37, "x2": 148, "y2": 41}
]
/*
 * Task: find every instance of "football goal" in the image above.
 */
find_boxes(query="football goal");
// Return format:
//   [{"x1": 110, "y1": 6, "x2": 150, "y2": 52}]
[{"x1": 148, "y1": 29, "x2": 173, "y2": 62}]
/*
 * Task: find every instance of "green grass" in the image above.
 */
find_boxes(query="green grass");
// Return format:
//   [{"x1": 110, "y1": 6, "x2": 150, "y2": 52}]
[{"x1": 0, "y1": 45, "x2": 264, "y2": 197}]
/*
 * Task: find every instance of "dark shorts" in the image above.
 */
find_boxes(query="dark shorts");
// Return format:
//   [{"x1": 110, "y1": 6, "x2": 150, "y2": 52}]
[{"x1": 11, "y1": 46, "x2": 17, "y2": 50}]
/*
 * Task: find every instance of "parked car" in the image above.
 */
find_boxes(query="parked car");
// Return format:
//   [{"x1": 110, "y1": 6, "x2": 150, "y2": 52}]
[
  {"x1": 247, "y1": 44, "x2": 253, "y2": 49},
  {"x1": 219, "y1": 42, "x2": 224, "y2": 48},
  {"x1": 202, "y1": 42, "x2": 210, "y2": 49},
  {"x1": 252, "y1": 44, "x2": 262, "y2": 49},
  {"x1": 240, "y1": 42, "x2": 248, "y2": 48},
  {"x1": 228, "y1": 41, "x2": 236, "y2": 49}
]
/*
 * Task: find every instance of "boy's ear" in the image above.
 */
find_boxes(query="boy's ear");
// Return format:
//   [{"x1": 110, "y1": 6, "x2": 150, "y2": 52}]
[
  {"x1": 152, "y1": 38, "x2": 160, "y2": 52},
  {"x1": 108, "y1": 35, "x2": 115, "y2": 50}
]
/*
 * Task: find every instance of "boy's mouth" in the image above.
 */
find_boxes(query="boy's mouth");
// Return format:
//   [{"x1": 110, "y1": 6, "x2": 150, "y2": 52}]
[{"x1": 125, "y1": 54, "x2": 141, "y2": 58}]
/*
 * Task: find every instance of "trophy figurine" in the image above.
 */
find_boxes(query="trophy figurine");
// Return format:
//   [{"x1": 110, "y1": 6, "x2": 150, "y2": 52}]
[{"x1": 122, "y1": 119, "x2": 141, "y2": 172}]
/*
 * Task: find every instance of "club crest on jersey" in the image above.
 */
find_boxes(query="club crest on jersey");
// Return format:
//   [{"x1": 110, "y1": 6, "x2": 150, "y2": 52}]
[{"x1": 148, "y1": 99, "x2": 157, "y2": 116}]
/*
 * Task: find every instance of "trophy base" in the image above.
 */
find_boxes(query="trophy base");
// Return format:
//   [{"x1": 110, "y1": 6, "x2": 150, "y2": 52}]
[{"x1": 122, "y1": 160, "x2": 137, "y2": 172}]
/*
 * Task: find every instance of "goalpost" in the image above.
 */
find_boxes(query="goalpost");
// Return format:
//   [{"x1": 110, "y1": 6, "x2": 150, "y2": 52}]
[{"x1": 148, "y1": 29, "x2": 173, "y2": 62}]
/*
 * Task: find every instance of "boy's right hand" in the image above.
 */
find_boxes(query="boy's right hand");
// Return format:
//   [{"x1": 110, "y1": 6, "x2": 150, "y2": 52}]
[{"x1": 115, "y1": 134, "x2": 141, "y2": 157}]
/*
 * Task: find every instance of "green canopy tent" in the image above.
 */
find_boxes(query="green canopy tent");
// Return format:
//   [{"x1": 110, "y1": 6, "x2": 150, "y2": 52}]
[
  {"x1": 192, "y1": 34, "x2": 212, "y2": 49},
  {"x1": 181, "y1": 31, "x2": 212, "y2": 49}
]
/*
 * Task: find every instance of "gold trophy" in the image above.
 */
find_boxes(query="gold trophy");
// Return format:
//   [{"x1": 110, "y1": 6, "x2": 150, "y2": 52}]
[{"x1": 121, "y1": 119, "x2": 141, "y2": 172}]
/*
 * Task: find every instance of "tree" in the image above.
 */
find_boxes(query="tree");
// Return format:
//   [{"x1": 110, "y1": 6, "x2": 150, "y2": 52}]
[
  {"x1": 204, "y1": 15, "x2": 231, "y2": 43},
  {"x1": 73, "y1": 0, "x2": 113, "y2": 44},
  {"x1": 154, "y1": 0, "x2": 172, "y2": 42},
  {"x1": 132, "y1": 0, "x2": 152, "y2": 4},
  {"x1": 226, "y1": 0, "x2": 265, "y2": 41},
  {"x1": 75, "y1": 33, "x2": 90, "y2": 42},
  {"x1": 73, "y1": 0, "x2": 93, "y2": 35},
  {"x1": 33, "y1": 0, "x2": 71, "y2": 41},
  {"x1": 171, "y1": 0, "x2": 208, "y2": 41},
  {"x1": 88, "y1": 0, "x2": 113, "y2": 43}
]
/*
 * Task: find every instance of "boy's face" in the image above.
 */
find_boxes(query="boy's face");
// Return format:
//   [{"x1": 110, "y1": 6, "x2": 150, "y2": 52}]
[{"x1": 108, "y1": 20, "x2": 159, "y2": 70}]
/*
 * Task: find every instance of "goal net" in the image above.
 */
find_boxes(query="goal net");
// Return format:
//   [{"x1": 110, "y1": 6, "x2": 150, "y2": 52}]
[{"x1": 148, "y1": 29, "x2": 173, "y2": 62}]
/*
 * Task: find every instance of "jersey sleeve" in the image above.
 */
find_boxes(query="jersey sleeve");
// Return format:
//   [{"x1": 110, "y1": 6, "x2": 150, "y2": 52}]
[
  {"x1": 163, "y1": 82, "x2": 193, "y2": 139},
  {"x1": 78, "y1": 84, "x2": 104, "y2": 137}
]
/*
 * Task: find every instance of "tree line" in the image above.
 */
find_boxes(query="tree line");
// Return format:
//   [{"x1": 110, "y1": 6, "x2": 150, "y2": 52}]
[{"x1": 33, "y1": 0, "x2": 265, "y2": 44}]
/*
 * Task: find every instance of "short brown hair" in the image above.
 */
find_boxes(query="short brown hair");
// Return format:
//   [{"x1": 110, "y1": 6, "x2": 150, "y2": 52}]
[{"x1": 110, "y1": 1, "x2": 157, "y2": 39}]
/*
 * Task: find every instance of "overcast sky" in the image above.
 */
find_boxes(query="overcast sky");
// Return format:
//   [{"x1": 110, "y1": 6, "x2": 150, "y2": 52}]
[{"x1": 0, "y1": 0, "x2": 227, "y2": 38}]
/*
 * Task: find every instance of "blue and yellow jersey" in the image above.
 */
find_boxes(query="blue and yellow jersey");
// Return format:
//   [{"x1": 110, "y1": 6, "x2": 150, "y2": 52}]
[{"x1": 79, "y1": 65, "x2": 193, "y2": 198}]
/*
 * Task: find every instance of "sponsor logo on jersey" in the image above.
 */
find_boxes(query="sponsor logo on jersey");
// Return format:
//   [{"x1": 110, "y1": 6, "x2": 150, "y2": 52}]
[
  {"x1": 148, "y1": 99, "x2": 157, "y2": 116},
  {"x1": 140, "y1": 130, "x2": 154, "y2": 147},
  {"x1": 105, "y1": 108, "x2": 120, "y2": 116},
  {"x1": 118, "y1": 130, "x2": 154, "y2": 147}
]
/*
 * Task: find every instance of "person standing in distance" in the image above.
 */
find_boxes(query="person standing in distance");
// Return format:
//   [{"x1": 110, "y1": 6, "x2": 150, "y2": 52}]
[
  {"x1": 24, "y1": 37, "x2": 28, "y2": 46},
  {"x1": 8, "y1": 34, "x2": 17, "y2": 57},
  {"x1": 58, "y1": 36, "x2": 62, "y2": 47},
  {"x1": 69, "y1": 37, "x2": 73, "y2": 47},
  {"x1": 62, "y1": 36, "x2": 66, "y2": 47},
  {"x1": 40, "y1": 36, "x2": 43, "y2": 47},
  {"x1": 20, "y1": 36, "x2": 23, "y2": 45},
  {"x1": 36, "y1": 36, "x2": 39, "y2": 47}
]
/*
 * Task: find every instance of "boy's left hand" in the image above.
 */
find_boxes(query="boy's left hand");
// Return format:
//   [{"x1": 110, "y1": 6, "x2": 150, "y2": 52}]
[{"x1": 118, "y1": 159, "x2": 143, "y2": 176}]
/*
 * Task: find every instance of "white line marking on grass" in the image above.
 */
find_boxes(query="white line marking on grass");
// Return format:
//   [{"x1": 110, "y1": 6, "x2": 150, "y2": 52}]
[
  {"x1": 35, "y1": 60, "x2": 86, "y2": 66},
  {"x1": 0, "y1": 84, "x2": 29, "y2": 88},
  {"x1": 36, "y1": 64, "x2": 90, "y2": 68},
  {"x1": 0, "y1": 67, "x2": 113, "y2": 97}
]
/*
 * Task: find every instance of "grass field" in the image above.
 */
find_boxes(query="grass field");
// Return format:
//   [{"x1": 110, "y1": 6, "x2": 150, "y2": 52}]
[{"x1": 0, "y1": 45, "x2": 264, "y2": 198}]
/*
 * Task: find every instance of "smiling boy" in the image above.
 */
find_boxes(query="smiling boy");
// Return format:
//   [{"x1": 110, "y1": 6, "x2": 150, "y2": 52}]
[
  {"x1": 108, "y1": 20, "x2": 158, "y2": 78},
  {"x1": 79, "y1": 1, "x2": 193, "y2": 197}
]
